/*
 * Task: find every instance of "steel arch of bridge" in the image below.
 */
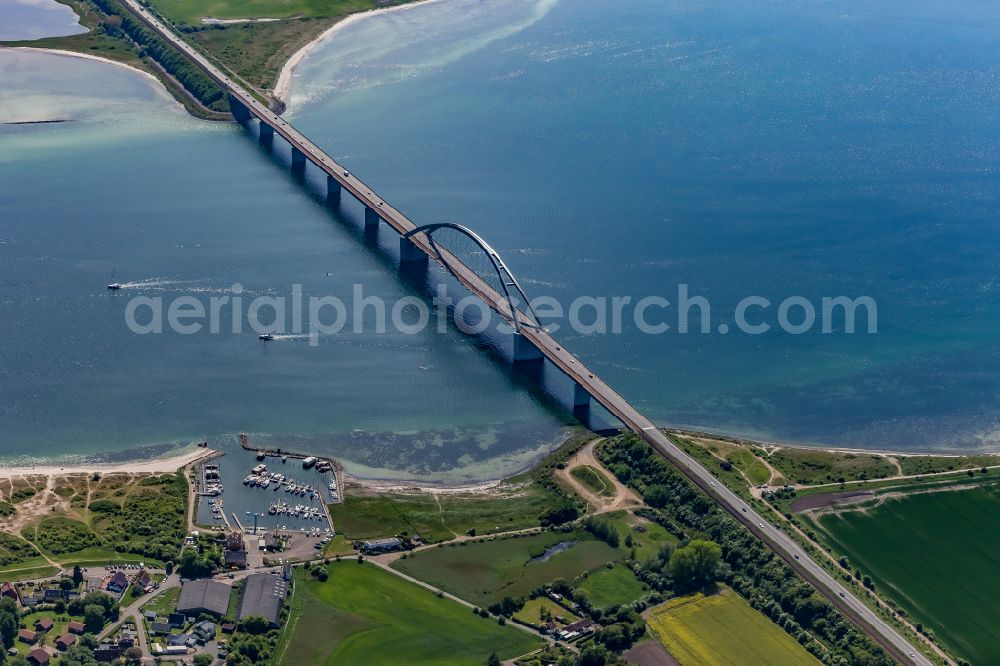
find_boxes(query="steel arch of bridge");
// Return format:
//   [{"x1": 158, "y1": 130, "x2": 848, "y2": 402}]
[{"x1": 403, "y1": 223, "x2": 542, "y2": 333}]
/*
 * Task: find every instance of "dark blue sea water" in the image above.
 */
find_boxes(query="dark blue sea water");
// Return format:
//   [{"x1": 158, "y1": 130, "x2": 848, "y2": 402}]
[{"x1": 3, "y1": 0, "x2": 1000, "y2": 479}]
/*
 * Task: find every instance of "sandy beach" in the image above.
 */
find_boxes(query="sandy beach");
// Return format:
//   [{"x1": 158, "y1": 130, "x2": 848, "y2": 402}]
[
  {"x1": 0, "y1": 446, "x2": 216, "y2": 480},
  {"x1": 273, "y1": 0, "x2": 442, "y2": 104}
]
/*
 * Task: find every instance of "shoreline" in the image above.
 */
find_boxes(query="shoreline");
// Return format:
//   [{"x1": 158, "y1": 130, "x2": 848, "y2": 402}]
[
  {"x1": 0, "y1": 426, "x2": 995, "y2": 491},
  {"x1": 273, "y1": 0, "x2": 443, "y2": 105},
  {"x1": 0, "y1": 446, "x2": 216, "y2": 480},
  {"x1": 666, "y1": 427, "x2": 1000, "y2": 459}
]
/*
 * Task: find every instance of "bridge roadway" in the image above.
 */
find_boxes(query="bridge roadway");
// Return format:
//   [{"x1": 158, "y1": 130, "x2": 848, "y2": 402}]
[{"x1": 120, "y1": 2, "x2": 931, "y2": 663}]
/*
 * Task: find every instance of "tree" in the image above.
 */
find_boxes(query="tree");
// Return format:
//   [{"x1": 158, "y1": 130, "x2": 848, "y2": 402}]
[
  {"x1": 178, "y1": 548, "x2": 213, "y2": 578},
  {"x1": 578, "y1": 644, "x2": 613, "y2": 666},
  {"x1": 644, "y1": 484, "x2": 671, "y2": 508},
  {"x1": 0, "y1": 597, "x2": 18, "y2": 649},
  {"x1": 72, "y1": 565, "x2": 84, "y2": 586},
  {"x1": 165, "y1": 560, "x2": 174, "y2": 575},
  {"x1": 194, "y1": 654, "x2": 214, "y2": 666},
  {"x1": 486, "y1": 653, "x2": 501, "y2": 666},
  {"x1": 668, "y1": 539, "x2": 721, "y2": 590},
  {"x1": 123, "y1": 646, "x2": 143, "y2": 665},
  {"x1": 84, "y1": 604, "x2": 106, "y2": 633},
  {"x1": 499, "y1": 596, "x2": 519, "y2": 616},
  {"x1": 238, "y1": 616, "x2": 271, "y2": 635},
  {"x1": 58, "y1": 645, "x2": 99, "y2": 666}
]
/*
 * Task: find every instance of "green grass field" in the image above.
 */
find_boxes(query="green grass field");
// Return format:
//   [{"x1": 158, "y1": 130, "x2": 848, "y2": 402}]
[
  {"x1": 575, "y1": 564, "x2": 645, "y2": 609},
  {"x1": 599, "y1": 511, "x2": 677, "y2": 562},
  {"x1": 14, "y1": 611, "x2": 83, "y2": 657},
  {"x1": 768, "y1": 448, "x2": 896, "y2": 485},
  {"x1": 276, "y1": 562, "x2": 541, "y2": 666},
  {"x1": 141, "y1": 587, "x2": 181, "y2": 618},
  {"x1": 512, "y1": 597, "x2": 579, "y2": 629},
  {"x1": 330, "y1": 481, "x2": 562, "y2": 543},
  {"x1": 188, "y1": 18, "x2": 333, "y2": 90},
  {"x1": 647, "y1": 587, "x2": 818, "y2": 666},
  {"x1": 152, "y1": 0, "x2": 379, "y2": 23},
  {"x1": 570, "y1": 465, "x2": 614, "y2": 496},
  {"x1": 392, "y1": 531, "x2": 622, "y2": 607},
  {"x1": 725, "y1": 448, "x2": 772, "y2": 485},
  {"x1": 815, "y1": 483, "x2": 1000, "y2": 664},
  {"x1": 0, "y1": 562, "x2": 59, "y2": 582}
]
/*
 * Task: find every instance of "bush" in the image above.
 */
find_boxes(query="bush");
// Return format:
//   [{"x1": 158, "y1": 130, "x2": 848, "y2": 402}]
[{"x1": 88, "y1": 499, "x2": 121, "y2": 514}]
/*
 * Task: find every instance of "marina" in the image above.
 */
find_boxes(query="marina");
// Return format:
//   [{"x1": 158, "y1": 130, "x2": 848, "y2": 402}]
[{"x1": 194, "y1": 442, "x2": 338, "y2": 536}]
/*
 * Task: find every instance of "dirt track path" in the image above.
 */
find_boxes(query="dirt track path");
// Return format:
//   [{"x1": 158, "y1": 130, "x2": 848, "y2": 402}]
[{"x1": 555, "y1": 438, "x2": 641, "y2": 514}]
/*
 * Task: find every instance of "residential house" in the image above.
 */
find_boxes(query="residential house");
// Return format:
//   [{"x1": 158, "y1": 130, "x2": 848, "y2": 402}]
[
  {"x1": 34, "y1": 618, "x2": 53, "y2": 633},
  {"x1": 168, "y1": 612, "x2": 186, "y2": 628},
  {"x1": 117, "y1": 629, "x2": 136, "y2": 649},
  {"x1": 132, "y1": 569, "x2": 153, "y2": 590},
  {"x1": 55, "y1": 634, "x2": 77, "y2": 651},
  {"x1": 0, "y1": 582, "x2": 19, "y2": 604},
  {"x1": 95, "y1": 644, "x2": 122, "y2": 662},
  {"x1": 556, "y1": 619, "x2": 596, "y2": 641},
  {"x1": 106, "y1": 571, "x2": 130, "y2": 594},
  {"x1": 224, "y1": 548, "x2": 247, "y2": 569},
  {"x1": 167, "y1": 633, "x2": 197, "y2": 649},
  {"x1": 194, "y1": 621, "x2": 216, "y2": 641},
  {"x1": 220, "y1": 623, "x2": 236, "y2": 634},
  {"x1": 150, "y1": 621, "x2": 172, "y2": 635},
  {"x1": 66, "y1": 621, "x2": 85, "y2": 635},
  {"x1": 26, "y1": 648, "x2": 49, "y2": 666},
  {"x1": 18, "y1": 629, "x2": 36, "y2": 645}
]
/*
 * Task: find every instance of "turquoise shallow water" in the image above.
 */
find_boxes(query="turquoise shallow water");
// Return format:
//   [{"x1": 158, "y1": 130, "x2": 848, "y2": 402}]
[{"x1": 3, "y1": 0, "x2": 1000, "y2": 478}]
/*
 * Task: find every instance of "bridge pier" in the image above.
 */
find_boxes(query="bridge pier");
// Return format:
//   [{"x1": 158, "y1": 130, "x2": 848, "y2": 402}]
[
  {"x1": 326, "y1": 175, "x2": 342, "y2": 207},
  {"x1": 572, "y1": 381, "x2": 591, "y2": 422},
  {"x1": 399, "y1": 236, "x2": 429, "y2": 272},
  {"x1": 291, "y1": 146, "x2": 307, "y2": 176},
  {"x1": 229, "y1": 93, "x2": 252, "y2": 124},
  {"x1": 364, "y1": 206, "x2": 380, "y2": 232},
  {"x1": 513, "y1": 334, "x2": 544, "y2": 364},
  {"x1": 258, "y1": 121, "x2": 274, "y2": 146}
]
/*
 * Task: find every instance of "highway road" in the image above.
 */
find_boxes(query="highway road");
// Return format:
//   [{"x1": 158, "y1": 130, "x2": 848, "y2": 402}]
[{"x1": 118, "y1": 3, "x2": 932, "y2": 663}]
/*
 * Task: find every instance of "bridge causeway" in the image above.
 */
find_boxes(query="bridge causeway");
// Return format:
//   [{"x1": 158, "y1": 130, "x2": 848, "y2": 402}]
[{"x1": 116, "y1": 2, "x2": 931, "y2": 662}]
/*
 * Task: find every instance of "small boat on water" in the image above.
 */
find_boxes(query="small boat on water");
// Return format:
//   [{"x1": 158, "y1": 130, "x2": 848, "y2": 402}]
[
  {"x1": 107, "y1": 269, "x2": 124, "y2": 290},
  {"x1": 259, "y1": 333, "x2": 275, "y2": 341}
]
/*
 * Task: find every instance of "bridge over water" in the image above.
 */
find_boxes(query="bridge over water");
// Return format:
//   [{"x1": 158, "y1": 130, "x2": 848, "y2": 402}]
[{"x1": 116, "y1": 3, "x2": 931, "y2": 662}]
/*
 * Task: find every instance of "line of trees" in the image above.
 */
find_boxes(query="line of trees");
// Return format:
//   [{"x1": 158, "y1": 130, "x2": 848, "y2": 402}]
[{"x1": 89, "y1": 0, "x2": 227, "y2": 111}]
